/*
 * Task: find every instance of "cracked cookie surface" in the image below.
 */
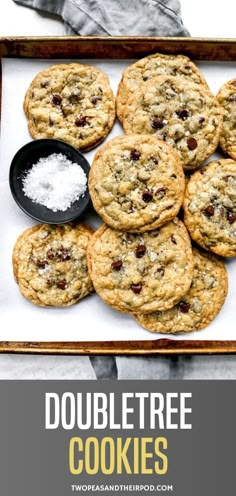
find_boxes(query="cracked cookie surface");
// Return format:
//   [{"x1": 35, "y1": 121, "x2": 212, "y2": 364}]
[
  {"x1": 87, "y1": 219, "x2": 194, "y2": 314},
  {"x1": 89, "y1": 135, "x2": 185, "y2": 232},
  {"x1": 135, "y1": 247, "x2": 228, "y2": 333},
  {"x1": 183, "y1": 159, "x2": 236, "y2": 257},
  {"x1": 217, "y1": 78, "x2": 236, "y2": 160},
  {"x1": 123, "y1": 75, "x2": 222, "y2": 170},
  {"x1": 117, "y1": 53, "x2": 208, "y2": 123},
  {"x1": 24, "y1": 63, "x2": 116, "y2": 151},
  {"x1": 13, "y1": 223, "x2": 94, "y2": 307}
]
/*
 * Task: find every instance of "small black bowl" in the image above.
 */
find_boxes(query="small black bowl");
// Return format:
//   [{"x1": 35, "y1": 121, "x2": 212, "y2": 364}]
[{"x1": 9, "y1": 139, "x2": 90, "y2": 224}]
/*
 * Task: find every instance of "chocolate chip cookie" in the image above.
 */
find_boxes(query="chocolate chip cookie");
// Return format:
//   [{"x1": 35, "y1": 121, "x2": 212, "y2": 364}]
[
  {"x1": 183, "y1": 159, "x2": 236, "y2": 257},
  {"x1": 89, "y1": 135, "x2": 185, "y2": 232},
  {"x1": 135, "y1": 247, "x2": 228, "y2": 334},
  {"x1": 24, "y1": 63, "x2": 116, "y2": 152},
  {"x1": 123, "y1": 75, "x2": 222, "y2": 170},
  {"x1": 87, "y1": 219, "x2": 194, "y2": 314},
  {"x1": 13, "y1": 223, "x2": 94, "y2": 307},
  {"x1": 117, "y1": 53, "x2": 208, "y2": 123},
  {"x1": 217, "y1": 78, "x2": 236, "y2": 159}
]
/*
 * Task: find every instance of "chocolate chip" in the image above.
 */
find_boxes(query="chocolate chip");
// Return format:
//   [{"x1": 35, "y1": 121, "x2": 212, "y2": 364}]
[
  {"x1": 60, "y1": 250, "x2": 71, "y2": 261},
  {"x1": 170, "y1": 174, "x2": 177, "y2": 179},
  {"x1": 135, "y1": 245, "x2": 146, "y2": 258},
  {"x1": 49, "y1": 117, "x2": 54, "y2": 126},
  {"x1": 151, "y1": 118, "x2": 164, "y2": 130},
  {"x1": 111, "y1": 260, "x2": 123, "y2": 271},
  {"x1": 179, "y1": 301, "x2": 191, "y2": 313},
  {"x1": 143, "y1": 76, "x2": 148, "y2": 81},
  {"x1": 142, "y1": 191, "x2": 153, "y2": 202},
  {"x1": 130, "y1": 149, "x2": 141, "y2": 161},
  {"x1": 187, "y1": 137, "x2": 198, "y2": 150},
  {"x1": 227, "y1": 211, "x2": 236, "y2": 224},
  {"x1": 199, "y1": 116, "x2": 205, "y2": 124},
  {"x1": 91, "y1": 96, "x2": 101, "y2": 105},
  {"x1": 47, "y1": 249, "x2": 55, "y2": 260},
  {"x1": 52, "y1": 93, "x2": 62, "y2": 105},
  {"x1": 156, "y1": 267, "x2": 165, "y2": 277},
  {"x1": 150, "y1": 156, "x2": 159, "y2": 165},
  {"x1": 130, "y1": 283, "x2": 142, "y2": 294},
  {"x1": 75, "y1": 116, "x2": 88, "y2": 127},
  {"x1": 171, "y1": 235, "x2": 177, "y2": 245},
  {"x1": 176, "y1": 109, "x2": 189, "y2": 120},
  {"x1": 203, "y1": 205, "x2": 215, "y2": 217},
  {"x1": 37, "y1": 260, "x2": 48, "y2": 268},
  {"x1": 57, "y1": 279, "x2": 67, "y2": 290}
]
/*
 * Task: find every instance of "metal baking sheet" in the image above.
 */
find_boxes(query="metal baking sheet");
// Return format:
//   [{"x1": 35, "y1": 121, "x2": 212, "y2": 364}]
[{"x1": 0, "y1": 37, "x2": 235, "y2": 354}]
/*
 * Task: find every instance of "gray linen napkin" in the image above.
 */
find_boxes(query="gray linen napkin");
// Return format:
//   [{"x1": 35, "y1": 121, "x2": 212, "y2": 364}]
[{"x1": 13, "y1": 0, "x2": 190, "y2": 36}]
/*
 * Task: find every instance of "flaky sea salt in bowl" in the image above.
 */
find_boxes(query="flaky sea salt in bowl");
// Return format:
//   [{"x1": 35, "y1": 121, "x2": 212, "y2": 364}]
[{"x1": 9, "y1": 139, "x2": 90, "y2": 224}]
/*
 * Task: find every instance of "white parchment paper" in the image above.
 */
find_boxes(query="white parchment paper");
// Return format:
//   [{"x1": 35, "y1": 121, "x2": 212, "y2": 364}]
[{"x1": 0, "y1": 58, "x2": 235, "y2": 342}]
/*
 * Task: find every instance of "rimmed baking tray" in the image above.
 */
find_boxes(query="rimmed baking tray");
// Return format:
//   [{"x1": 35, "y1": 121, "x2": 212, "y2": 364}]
[{"x1": 0, "y1": 36, "x2": 235, "y2": 355}]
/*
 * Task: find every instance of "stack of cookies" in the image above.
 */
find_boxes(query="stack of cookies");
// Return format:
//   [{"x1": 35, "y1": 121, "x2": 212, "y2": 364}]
[
  {"x1": 87, "y1": 133, "x2": 229, "y2": 333},
  {"x1": 87, "y1": 53, "x2": 233, "y2": 334},
  {"x1": 12, "y1": 54, "x2": 236, "y2": 335}
]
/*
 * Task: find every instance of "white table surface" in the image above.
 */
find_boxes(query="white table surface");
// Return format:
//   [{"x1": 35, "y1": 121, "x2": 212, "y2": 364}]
[{"x1": 0, "y1": 0, "x2": 236, "y2": 379}]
